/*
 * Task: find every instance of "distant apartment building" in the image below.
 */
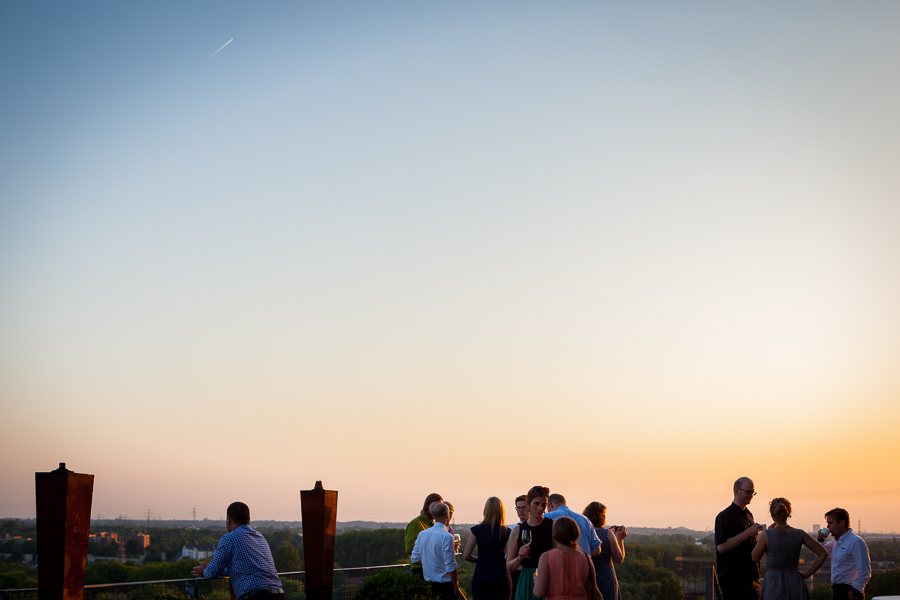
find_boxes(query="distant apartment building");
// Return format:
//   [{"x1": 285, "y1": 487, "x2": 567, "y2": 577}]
[
  {"x1": 90, "y1": 532, "x2": 118, "y2": 545},
  {"x1": 182, "y1": 544, "x2": 216, "y2": 560},
  {"x1": 130, "y1": 532, "x2": 150, "y2": 549}
]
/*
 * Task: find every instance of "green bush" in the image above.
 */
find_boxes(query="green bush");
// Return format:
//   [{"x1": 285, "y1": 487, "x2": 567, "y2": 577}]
[
  {"x1": 618, "y1": 556, "x2": 683, "y2": 600},
  {"x1": 274, "y1": 545, "x2": 303, "y2": 572},
  {"x1": 353, "y1": 569, "x2": 435, "y2": 600},
  {"x1": 868, "y1": 569, "x2": 900, "y2": 597},
  {"x1": 810, "y1": 583, "x2": 831, "y2": 600},
  {"x1": 85, "y1": 560, "x2": 131, "y2": 584},
  {"x1": 0, "y1": 562, "x2": 38, "y2": 590},
  {"x1": 335, "y1": 529, "x2": 406, "y2": 568},
  {"x1": 281, "y1": 577, "x2": 304, "y2": 600}
]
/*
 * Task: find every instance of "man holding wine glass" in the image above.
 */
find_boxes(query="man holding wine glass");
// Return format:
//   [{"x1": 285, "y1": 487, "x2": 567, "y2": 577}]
[{"x1": 715, "y1": 477, "x2": 763, "y2": 600}]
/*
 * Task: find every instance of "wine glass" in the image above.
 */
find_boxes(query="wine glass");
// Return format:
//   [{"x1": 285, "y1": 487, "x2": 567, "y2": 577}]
[
  {"x1": 453, "y1": 533, "x2": 461, "y2": 555},
  {"x1": 521, "y1": 529, "x2": 533, "y2": 547}
]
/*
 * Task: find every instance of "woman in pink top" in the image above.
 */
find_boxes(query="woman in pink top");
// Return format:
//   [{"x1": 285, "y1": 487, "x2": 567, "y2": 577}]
[{"x1": 533, "y1": 517, "x2": 602, "y2": 600}]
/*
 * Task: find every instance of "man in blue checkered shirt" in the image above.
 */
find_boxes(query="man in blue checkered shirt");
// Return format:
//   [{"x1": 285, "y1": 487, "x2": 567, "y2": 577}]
[{"x1": 191, "y1": 502, "x2": 284, "y2": 600}]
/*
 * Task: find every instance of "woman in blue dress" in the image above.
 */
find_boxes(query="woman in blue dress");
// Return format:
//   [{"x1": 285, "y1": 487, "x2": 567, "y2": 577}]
[
  {"x1": 463, "y1": 497, "x2": 512, "y2": 600},
  {"x1": 583, "y1": 502, "x2": 626, "y2": 600}
]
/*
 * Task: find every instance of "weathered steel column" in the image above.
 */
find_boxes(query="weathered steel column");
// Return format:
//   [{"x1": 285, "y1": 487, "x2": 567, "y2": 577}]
[
  {"x1": 35, "y1": 463, "x2": 94, "y2": 600},
  {"x1": 300, "y1": 481, "x2": 337, "y2": 600}
]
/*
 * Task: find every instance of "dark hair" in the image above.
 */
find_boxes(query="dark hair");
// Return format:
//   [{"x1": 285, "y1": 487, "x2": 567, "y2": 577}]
[
  {"x1": 825, "y1": 507, "x2": 850, "y2": 527},
  {"x1": 526, "y1": 486, "x2": 549, "y2": 505},
  {"x1": 552, "y1": 516, "x2": 580, "y2": 548},
  {"x1": 548, "y1": 493, "x2": 566, "y2": 506},
  {"x1": 769, "y1": 497, "x2": 791, "y2": 522},
  {"x1": 421, "y1": 493, "x2": 443, "y2": 516},
  {"x1": 583, "y1": 502, "x2": 607, "y2": 528},
  {"x1": 227, "y1": 502, "x2": 250, "y2": 525},
  {"x1": 515, "y1": 495, "x2": 527, "y2": 506}
]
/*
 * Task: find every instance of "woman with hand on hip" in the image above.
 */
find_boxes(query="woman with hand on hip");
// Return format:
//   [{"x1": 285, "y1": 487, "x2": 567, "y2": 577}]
[{"x1": 751, "y1": 498, "x2": 827, "y2": 600}]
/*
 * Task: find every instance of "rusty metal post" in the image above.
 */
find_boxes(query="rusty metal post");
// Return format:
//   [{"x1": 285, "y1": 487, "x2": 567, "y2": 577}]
[
  {"x1": 300, "y1": 481, "x2": 337, "y2": 600},
  {"x1": 35, "y1": 463, "x2": 94, "y2": 600}
]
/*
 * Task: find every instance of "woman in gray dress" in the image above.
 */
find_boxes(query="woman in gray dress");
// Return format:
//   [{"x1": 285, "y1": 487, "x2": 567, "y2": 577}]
[{"x1": 751, "y1": 498, "x2": 828, "y2": 600}]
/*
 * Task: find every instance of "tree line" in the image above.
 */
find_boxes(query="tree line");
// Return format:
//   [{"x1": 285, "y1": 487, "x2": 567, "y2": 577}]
[{"x1": 3, "y1": 518, "x2": 898, "y2": 598}]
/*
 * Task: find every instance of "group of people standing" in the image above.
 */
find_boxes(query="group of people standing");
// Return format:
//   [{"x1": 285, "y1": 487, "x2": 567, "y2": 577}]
[
  {"x1": 405, "y1": 487, "x2": 627, "y2": 600},
  {"x1": 715, "y1": 477, "x2": 871, "y2": 600},
  {"x1": 182, "y1": 480, "x2": 872, "y2": 600}
]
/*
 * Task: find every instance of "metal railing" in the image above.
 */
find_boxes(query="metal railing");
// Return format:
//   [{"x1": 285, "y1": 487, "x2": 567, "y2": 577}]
[
  {"x1": 1, "y1": 564, "x2": 409, "y2": 600},
  {"x1": 705, "y1": 565, "x2": 722, "y2": 600},
  {"x1": 674, "y1": 557, "x2": 720, "y2": 600}
]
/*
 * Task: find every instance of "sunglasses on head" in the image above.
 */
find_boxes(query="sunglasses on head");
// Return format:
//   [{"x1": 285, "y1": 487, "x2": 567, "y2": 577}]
[{"x1": 529, "y1": 486, "x2": 550, "y2": 494}]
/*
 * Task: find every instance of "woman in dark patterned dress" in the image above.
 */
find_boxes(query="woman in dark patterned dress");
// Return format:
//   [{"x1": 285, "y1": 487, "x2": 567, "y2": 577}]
[
  {"x1": 751, "y1": 498, "x2": 828, "y2": 600},
  {"x1": 463, "y1": 497, "x2": 512, "y2": 600},
  {"x1": 583, "y1": 502, "x2": 626, "y2": 600}
]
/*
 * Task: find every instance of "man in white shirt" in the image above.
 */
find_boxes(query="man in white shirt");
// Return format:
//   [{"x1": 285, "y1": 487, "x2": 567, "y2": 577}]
[
  {"x1": 544, "y1": 493, "x2": 601, "y2": 556},
  {"x1": 411, "y1": 502, "x2": 458, "y2": 600},
  {"x1": 823, "y1": 507, "x2": 870, "y2": 600}
]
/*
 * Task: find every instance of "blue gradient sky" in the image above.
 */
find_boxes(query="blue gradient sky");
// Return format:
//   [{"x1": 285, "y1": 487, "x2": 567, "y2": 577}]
[{"x1": 2, "y1": 2, "x2": 899, "y2": 531}]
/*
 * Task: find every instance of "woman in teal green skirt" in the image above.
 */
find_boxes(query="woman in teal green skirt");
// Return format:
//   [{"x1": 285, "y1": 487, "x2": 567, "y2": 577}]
[{"x1": 506, "y1": 486, "x2": 554, "y2": 600}]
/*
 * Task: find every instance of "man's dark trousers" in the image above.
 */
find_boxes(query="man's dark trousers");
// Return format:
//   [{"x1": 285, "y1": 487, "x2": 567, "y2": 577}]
[
  {"x1": 833, "y1": 583, "x2": 862, "y2": 600},
  {"x1": 722, "y1": 583, "x2": 759, "y2": 600},
  {"x1": 429, "y1": 581, "x2": 457, "y2": 600}
]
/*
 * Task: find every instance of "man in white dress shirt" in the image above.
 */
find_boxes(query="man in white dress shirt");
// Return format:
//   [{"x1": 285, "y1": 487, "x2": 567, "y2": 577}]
[
  {"x1": 411, "y1": 502, "x2": 459, "y2": 600},
  {"x1": 823, "y1": 508, "x2": 870, "y2": 600}
]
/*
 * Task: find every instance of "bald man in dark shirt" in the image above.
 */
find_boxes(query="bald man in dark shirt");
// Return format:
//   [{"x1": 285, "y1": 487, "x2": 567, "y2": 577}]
[{"x1": 715, "y1": 477, "x2": 764, "y2": 600}]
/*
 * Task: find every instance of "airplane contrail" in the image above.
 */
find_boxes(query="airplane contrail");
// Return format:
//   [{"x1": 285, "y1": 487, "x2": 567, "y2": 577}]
[{"x1": 208, "y1": 38, "x2": 234, "y2": 59}]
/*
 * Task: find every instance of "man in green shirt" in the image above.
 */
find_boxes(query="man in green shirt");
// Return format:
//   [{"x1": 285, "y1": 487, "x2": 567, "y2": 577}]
[{"x1": 405, "y1": 492, "x2": 443, "y2": 578}]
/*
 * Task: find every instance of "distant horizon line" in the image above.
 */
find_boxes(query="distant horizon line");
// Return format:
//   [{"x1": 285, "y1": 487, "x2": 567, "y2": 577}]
[{"x1": 3, "y1": 516, "x2": 898, "y2": 536}]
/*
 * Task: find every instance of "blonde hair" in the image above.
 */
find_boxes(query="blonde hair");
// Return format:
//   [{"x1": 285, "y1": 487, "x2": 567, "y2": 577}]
[{"x1": 482, "y1": 497, "x2": 505, "y2": 528}]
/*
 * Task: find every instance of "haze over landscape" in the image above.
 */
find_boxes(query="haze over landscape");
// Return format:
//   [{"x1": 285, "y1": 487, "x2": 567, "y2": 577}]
[{"x1": 1, "y1": 2, "x2": 899, "y2": 533}]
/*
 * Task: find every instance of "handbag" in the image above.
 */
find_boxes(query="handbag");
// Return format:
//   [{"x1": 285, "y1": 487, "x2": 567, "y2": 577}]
[{"x1": 583, "y1": 552, "x2": 603, "y2": 600}]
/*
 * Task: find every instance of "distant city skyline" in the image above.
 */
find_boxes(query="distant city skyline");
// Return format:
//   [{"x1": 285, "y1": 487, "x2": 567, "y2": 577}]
[{"x1": 2, "y1": 2, "x2": 899, "y2": 530}]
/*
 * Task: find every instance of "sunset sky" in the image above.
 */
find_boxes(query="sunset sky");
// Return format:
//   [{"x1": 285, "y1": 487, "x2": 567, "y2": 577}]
[{"x1": 1, "y1": 2, "x2": 899, "y2": 533}]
